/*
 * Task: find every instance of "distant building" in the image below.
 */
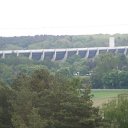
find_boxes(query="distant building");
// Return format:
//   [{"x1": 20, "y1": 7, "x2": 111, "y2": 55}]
[{"x1": 109, "y1": 37, "x2": 115, "y2": 47}]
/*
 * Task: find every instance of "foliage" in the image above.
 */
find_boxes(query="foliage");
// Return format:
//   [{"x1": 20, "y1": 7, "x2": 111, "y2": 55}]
[
  {"x1": 1, "y1": 51, "x2": 128, "y2": 89},
  {"x1": 0, "y1": 83, "x2": 13, "y2": 128},
  {"x1": 1, "y1": 34, "x2": 128, "y2": 127},
  {"x1": 103, "y1": 94, "x2": 128, "y2": 128},
  {"x1": 10, "y1": 69, "x2": 102, "y2": 128},
  {"x1": 91, "y1": 53, "x2": 128, "y2": 89},
  {"x1": 0, "y1": 34, "x2": 109, "y2": 50},
  {"x1": 0, "y1": 34, "x2": 128, "y2": 50}
]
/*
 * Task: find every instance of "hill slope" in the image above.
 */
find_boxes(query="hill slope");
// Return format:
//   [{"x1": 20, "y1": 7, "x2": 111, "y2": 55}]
[{"x1": 0, "y1": 34, "x2": 128, "y2": 50}]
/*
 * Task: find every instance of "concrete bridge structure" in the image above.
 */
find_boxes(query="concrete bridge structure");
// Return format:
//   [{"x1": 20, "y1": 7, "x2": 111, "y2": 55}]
[{"x1": 0, "y1": 37, "x2": 128, "y2": 61}]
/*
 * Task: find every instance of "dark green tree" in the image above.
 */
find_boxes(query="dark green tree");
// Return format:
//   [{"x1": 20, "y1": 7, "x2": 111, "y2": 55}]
[
  {"x1": 0, "y1": 83, "x2": 13, "y2": 128},
  {"x1": 11, "y1": 69, "x2": 102, "y2": 128},
  {"x1": 91, "y1": 53, "x2": 118, "y2": 88}
]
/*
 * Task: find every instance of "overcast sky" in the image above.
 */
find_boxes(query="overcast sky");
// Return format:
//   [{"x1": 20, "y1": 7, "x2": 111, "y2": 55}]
[{"x1": 0, "y1": 0, "x2": 128, "y2": 36}]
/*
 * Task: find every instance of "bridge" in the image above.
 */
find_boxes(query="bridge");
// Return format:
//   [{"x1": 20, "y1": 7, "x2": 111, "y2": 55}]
[
  {"x1": 0, "y1": 46, "x2": 128, "y2": 61},
  {"x1": 0, "y1": 37, "x2": 128, "y2": 61}
]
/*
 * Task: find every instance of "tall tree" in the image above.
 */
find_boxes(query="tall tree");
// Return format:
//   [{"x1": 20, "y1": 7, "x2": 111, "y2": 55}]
[
  {"x1": 11, "y1": 69, "x2": 102, "y2": 128},
  {"x1": 91, "y1": 53, "x2": 118, "y2": 88},
  {"x1": 0, "y1": 83, "x2": 13, "y2": 128}
]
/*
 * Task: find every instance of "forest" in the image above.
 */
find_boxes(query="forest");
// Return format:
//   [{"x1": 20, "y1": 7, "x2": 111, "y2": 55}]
[
  {"x1": 0, "y1": 34, "x2": 128, "y2": 127},
  {"x1": 1, "y1": 34, "x2": 128, "y2": 50},
  {"x1": 1, "y1": 52, "x2": 128, "y2": 89}
]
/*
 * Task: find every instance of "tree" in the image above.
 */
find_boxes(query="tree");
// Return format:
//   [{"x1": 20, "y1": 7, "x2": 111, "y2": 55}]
[
  {"x1": 94, "y1": 53, "x2": 118, "y2": 74},
  {"x1": 101, "y1": 69, "x2": 119, "y2": 89},
  {"x1": 91, "y1": 53, "x2": 118, "y2": 88},
  {"x1": 0, "y1": 83, "x2": 13, "y2": 128},
  {"x1": 117, "y1": 54, "x2": 128, "y2": 70},
  {"x1": 55, "y1": 67, "x2": 72, "y2": 80},
  {"x1": 11, "y1": 69, "x2": 102, "y2": 128},
  {"x1": 0, "y1": 63, "x2": 13, "y2": 84}
]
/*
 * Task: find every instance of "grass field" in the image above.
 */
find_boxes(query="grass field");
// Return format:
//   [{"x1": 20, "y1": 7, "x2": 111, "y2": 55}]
[{"x1": 91, "y1": 89, "x2": 128, "y2": 107}]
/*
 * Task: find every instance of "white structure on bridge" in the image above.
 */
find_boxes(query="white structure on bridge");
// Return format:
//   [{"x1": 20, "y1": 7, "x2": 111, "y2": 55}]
[{"x1": 0, "y1": 37, "x2": 127, "y2": 61}]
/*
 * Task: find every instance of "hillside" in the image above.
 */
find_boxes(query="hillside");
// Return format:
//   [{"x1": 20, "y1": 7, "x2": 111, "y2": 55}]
[{"x1": 0, "y1": 34, "x2": 128, "y2": 50}]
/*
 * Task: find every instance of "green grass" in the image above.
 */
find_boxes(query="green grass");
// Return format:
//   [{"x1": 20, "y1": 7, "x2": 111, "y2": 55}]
[
  {"x1": 91, "y1": 89, "x2": 128, "y2": 106},
  {"x1": 92, "y1": 89, "x2": 128, "y2": 99}
]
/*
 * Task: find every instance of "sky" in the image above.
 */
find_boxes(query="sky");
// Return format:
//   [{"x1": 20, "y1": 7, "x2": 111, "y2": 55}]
[{"x1": 0, "y1": 0, "x2": 128, "y2": 36}]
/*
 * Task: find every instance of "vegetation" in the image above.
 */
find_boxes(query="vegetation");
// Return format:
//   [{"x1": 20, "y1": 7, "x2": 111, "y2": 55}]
[
  {"x1": 1, "y1": 51, "x2": 128, "y2": 89},
  {"x1": 91, "y1": 53, "x2": 128, "y2": 89},
  {"x1": 1, "y1": 34, "x2": 128, "y2": 50},
  {"x1": 92, "y1": 89, "x2": 128, "y2": 106},
  {"x1": 92, "y1": 89, "x2": 128, "y2": 99},
  {"x1": 0, "y1": 34, "x2": 128, "y2": 127},
  {"x1": 0, "y1": 69, "x2": 103, "y2": 128},
  {"x1": 103, "y1": 94, "x2": 128, "y2": 128}
]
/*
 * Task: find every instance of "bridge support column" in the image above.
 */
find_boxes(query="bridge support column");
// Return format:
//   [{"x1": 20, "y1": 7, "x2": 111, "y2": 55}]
[
  {"x1": 115, "y1": 48, "x2": 118, "y2": 54},
  {"x1": 52, "y1": 50, "x2": 56, "y2": 61},
  {"x1": 107, "y1": 48, "x2": 109, "y2": 53},
  {"x1": 63, "y1": 50, "x2": 68, "y2": 61},
  {"x1": 16, "y1": 52, "x2": 19, "y2": 57},
  {"x1": 95, "y1": 49, "x2": 99, "y2": 56},
  {"x1": 29, "y1": 52, "x2": 32, "y2": 60},
  {"x1": 76, "y1": 49, "x2": 79, "y2": 55},
  {"x1": 85, "y1": 49, "x2": 89, "y2": 58},
  {"x1": 124, "y1": 48, "x2": 127, "y2": 56},
  {"x1": 40, "y1": 51, "x2": 45, "y2": 61},
  {"x1": 2, "y1": 52, "x2": 5, "y2": 59}
]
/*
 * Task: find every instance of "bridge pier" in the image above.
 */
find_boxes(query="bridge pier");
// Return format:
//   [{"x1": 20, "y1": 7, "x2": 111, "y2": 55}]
[
  {"x1": 107, "y1": 48, "x2": 109, "y2": 52},
  {"x1": 63, "y1": 50, "x2": 68, "y2": 61},
  {"x1": 96, "y1": 49, "x2": 99, "y2": 56},
  {"x1": 29, "y1": 52, "x2": 32, "y2": 60},
  {"x1": 16, "y1": 52, "x2": 19, "y2": 57},
  {"x1": 51, "y1": 50, "x2": 56, "y2": 61},
  {"x1": 76, "y1": 49, "x2": 79, "y2": 55},
  {"x1": 40, "y1": 51, "x2": 45, "y2": 61},
  {"x1": 115, "y1": 48, "x2": 118, "y2": 54},
  {"x1": 85, "y1": 49, "x2": 89, "y2": 58},
  {"x1": 2, "y1": 52, "x2": 5, "y2": 59},
  {"x1": 124, "y1": 48, "x2": 127, "y2": 55}
]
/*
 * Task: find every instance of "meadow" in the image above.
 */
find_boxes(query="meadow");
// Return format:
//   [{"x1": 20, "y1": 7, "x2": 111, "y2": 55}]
[{"x1": 92, "y1": 89, "x2": 128, "y2": 106}]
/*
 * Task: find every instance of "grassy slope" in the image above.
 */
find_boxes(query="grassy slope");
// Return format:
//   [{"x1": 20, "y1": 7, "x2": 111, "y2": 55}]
[{"x1": 92, "y1": 89, "x2": 128, "y2": 107}]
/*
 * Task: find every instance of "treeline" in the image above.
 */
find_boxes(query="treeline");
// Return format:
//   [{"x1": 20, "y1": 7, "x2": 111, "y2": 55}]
[
  {"x1": 1, "y1": 52, "x2": 128, "y2": 89},
  {"x1": 0, "y1": 69, "x2": 128, "y2": 128},
  {"x1": 1, "y1": 34, "x2": 128, "y2": 50},
  {"x1": 91, "y1": 53, "x2": 128, "y2": 88},
  {"x1": 0, "y1": 69, "x2": 102, "y2": 128}
]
